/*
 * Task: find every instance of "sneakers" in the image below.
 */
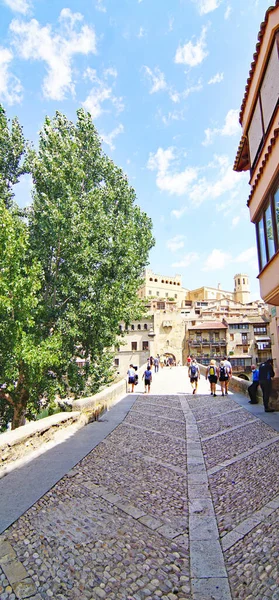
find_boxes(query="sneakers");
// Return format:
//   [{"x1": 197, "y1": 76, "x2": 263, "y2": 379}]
[
  {"x1": 213, "y1": 394, "x2": 217, "y2": 397},
  {"x1": 265, "y1": 408, "x2": 275, "y2": 412},
  {"x1": 193, "y1": 389, "x2": 196, "y2": 394}
]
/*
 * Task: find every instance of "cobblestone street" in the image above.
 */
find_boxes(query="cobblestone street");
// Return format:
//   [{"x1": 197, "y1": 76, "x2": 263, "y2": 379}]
[{"x1": 0, "y1": 367, "x2": 279, "y2": 599}]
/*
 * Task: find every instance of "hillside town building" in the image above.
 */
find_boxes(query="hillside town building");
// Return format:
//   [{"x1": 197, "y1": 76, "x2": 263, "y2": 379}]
[
  {"x1": 115, "y1": 270, "x2": 271, "y2": 378},
  {"x1": 234, "y1": 0, "x2": 279, "y2": 382}
]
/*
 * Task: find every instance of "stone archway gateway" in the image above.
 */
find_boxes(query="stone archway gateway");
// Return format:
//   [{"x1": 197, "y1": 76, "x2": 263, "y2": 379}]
[{"x1": 163, "y1": 352, "x2": 176, "y2": 366}]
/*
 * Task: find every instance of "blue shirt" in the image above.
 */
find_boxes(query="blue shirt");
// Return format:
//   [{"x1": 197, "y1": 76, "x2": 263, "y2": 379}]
[{"x1": 252, "y1": 369, "x2": 259, "y2": 382}]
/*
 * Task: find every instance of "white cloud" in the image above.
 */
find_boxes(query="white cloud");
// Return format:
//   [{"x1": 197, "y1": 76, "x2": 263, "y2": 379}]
[
  {"x1": 171, "y1": 206, "x2": 188, "y2": 219},
  {"x1": 168, "y1": 17, "x2": 174, "y2": 32},
  {"x1": 2, "y1": 0, "x2": 31, "y2": 14},
  {"x1": 202, "y1": 109, "x2": 240, "y2": 146},
  {"x1": 189, "y1": 157, "x2": 244, "y2": 206},
  {"x1": 95, "y1": 0, "x2": 106, "y2": 12},
  {"x1": 137, "y1": 27, "x2": 146, "y2": 38},
  {"x1": 202, "y1": 246, "x2": 257, "y2": 272},
  {"x1": 101, "y1": 124, "x2": 124, "y2": 151},
  {"x1": 174, "y1": 26, "x2": 208, "y2": 67},
  {"x1": 224, "y1": 5, "x2": 232, "y2": 19},
  {"x1": 232, "y1": 216, "x2": 240, "y2": 228},
  {"x1": 169, "y1": 80, "x2": 203, "y2": 103},
  {"x1": 193, "y1": 0, "x2": 222, "y2": 15},
  {"x1": 147, "y1": 147, "x2": 198, "y2": 196},
  {"x1": 83, "y1": 67, "x2": 124, "y2": 120},
  {"x1": 143, "y1": 66, "x2": 167, "y2": 94},
  {"x1": 202, "y1": 249, "x2": 230, "y2": 271},
  {"x1": 208, "y1": 72, "x2": 223, "y2": 85},
  {"x1": 167, "y1": 235, "x2": 186, "y2": 252},
  {"x1": 0, "y1": 46, "x2": 23, "y2": 104},
  {"x1": 172, "y1": 252, "x2": 199, "y2": 268},
  {"x1": 235, "y1": 247, "x2": 258, "y2": 270},
  {"x1": 10, "y1": 9, "x2": 97, "y2": 101}
]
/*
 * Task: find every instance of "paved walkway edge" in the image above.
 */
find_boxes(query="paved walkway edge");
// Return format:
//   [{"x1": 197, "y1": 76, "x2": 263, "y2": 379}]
[
  {"x1": 0, "y1": 394, "x2": 137, "y2": 534},
  {"x1": 180, "y1": 396, "x2": 232, "y2": 600}
]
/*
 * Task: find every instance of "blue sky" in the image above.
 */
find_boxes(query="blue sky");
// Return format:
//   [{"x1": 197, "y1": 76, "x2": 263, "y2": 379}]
[{"x1": 0, "y1": 0, "x2": 274, "y2": 299}]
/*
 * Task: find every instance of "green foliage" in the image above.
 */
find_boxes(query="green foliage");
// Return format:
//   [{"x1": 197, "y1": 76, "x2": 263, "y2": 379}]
[
  {"x1": 0, "y1": 106, "x2": 26, "y2": 209},
  {"x1": 0, "y1": 105, "x2": 154, "y2": 428}
]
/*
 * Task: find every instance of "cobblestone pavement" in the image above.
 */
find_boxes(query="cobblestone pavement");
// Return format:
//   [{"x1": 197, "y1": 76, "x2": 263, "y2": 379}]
[{"x1": 0, "y1": 368, "x2": 279, "y2": 599}]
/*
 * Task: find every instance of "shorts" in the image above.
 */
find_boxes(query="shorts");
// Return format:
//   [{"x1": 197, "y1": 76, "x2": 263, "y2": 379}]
[
  {"x1": 128, "y1": 377, "x2": 135, "y2": 384},
  {"x1": 208, "y1": 375, "x2": 217, "y2": 384},
  {"x1": 144, "y1": 379, "x2": 151, "y2": 386},
  {"x1": 190, "y1": 377, "x2": 198, "y2": 383},
  {"x1": 219, "y1": 377, "x2": 228, "y2": 382}
]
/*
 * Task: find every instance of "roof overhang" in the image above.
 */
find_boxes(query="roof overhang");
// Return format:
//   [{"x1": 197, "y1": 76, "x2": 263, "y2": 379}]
[{"x1": 234, "y1": 135, "x2": 250, "y2": 172}]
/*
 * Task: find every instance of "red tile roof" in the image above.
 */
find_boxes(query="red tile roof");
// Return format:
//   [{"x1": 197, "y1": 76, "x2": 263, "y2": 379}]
[
  {"x1": 239, "y1": 1, "x2": 279, "y2": 125},
  {"x1": 188, "y1": 322, "x2": 227, "y2": 330}
]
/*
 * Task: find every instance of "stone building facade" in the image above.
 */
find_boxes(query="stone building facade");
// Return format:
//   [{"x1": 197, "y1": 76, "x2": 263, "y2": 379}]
[
  {"x1": 234, "y1": 1, "x2": 279, "y2": 379},
  {"x1": 115, "y1": 271, "x2": 270, "y2": 378}
]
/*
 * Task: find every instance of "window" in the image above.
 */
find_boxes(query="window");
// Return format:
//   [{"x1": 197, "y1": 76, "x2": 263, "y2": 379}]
[
  {"x1": 144, "y1": 323, "x2": 148, "y2": 330},
  {"x1": 238, "y1": 278, "x2": 240, "y2": 285},
  {"x1": 156, "y1": 291, "x2": 159, "y2": 296},
  {"x1": 256, "y1": 180, "x2": 279, "y2": 271},
  {"x1": 230, "y1": 334, "x2": 234, "y2": 341},
  {"x1": 157, "y1": 302, "x2": 165, "y2": 309},
  {"x1": 247, "y1": 36, "x2": 279, "y2": 170},
  {"x1": 275, "y1": 185, "x2": 279, "y2": 243},
  {"x1": 137, "y1": 324, "x2": 141, "y2": 330},
  {"x1": 142, "y1": 341, "x2": 149, "y2": 351},
  {"x1": 254, "y1": 326, "x2": 267, "y2": 334},
  {"x1": 131, "y1": 324, "x2": 135, "y2": 330},
  {"x1": 149, "y1": 277, "x2": 153, "y2": 281},
  {"x1": 131, "y1": 342, "x2": 137, "y2": 351},
  {"x1": 114, "y1": 358, "x2": 119, "y2": 366},
  {"x1": 265, "y1": 202, "x2": 276, "y2": 260},
  {"x1": 149, "y1": 290, "x2": 152, "y2": 295},
  {"x1": 175, "y1": 294, "x2": 177, "y2": 299}
]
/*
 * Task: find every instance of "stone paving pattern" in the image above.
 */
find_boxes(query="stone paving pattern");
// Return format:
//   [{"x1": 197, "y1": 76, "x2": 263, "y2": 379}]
[{"x1": 0, "y1": 369, "x2": 279, "y2": 599}]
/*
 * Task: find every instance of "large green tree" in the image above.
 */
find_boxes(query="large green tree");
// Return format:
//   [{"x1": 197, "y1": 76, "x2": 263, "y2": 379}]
[
  {"x1": 0, "y1": 107, "x2": 154, "y2": 428},
  {"x1": 0, "y1": 105, "x2": 26, "y2": 209}
]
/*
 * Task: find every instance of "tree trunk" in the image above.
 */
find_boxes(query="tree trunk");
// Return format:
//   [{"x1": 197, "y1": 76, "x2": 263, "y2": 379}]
[{"x1": 11, "y1": 362, "x2": 29, "y2": 429}]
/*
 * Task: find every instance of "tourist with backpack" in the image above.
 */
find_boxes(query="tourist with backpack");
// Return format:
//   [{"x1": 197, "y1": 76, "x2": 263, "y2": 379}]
[
  {"x1": 223, "y1": 356, "x2": 232, "y2": 394},
  {"x1": 206, "y1": 359, "x2": 217, "y2": 397},
  {"x1": 218, "y1": 361, "x2": 229, "y2": 396},
  {"x1": 259, "y1": 358, "x2": 275, "y2": 412},
  {"x1": 127, "y1": 364, "x2": 136, "y2": 393},
  {"x1": 188, "y1": 359, "x2": 200, "y2": 394},
  {"x1": 142, "y1": 364, "x2": 152, "y2": 393}
]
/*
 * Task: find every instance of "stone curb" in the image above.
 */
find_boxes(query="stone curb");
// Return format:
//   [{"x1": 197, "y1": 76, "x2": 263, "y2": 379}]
[{"x1": 180, "y1": 396, "x2": 232, "y2": 600}]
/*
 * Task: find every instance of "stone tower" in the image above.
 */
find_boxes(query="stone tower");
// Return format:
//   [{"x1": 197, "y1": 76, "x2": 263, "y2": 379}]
[{"x1": 234, "y1": 274, "x2": 250, "y2": 304}]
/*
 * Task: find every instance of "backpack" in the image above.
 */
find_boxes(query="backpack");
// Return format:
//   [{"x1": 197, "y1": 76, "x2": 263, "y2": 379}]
[
  {"x1": 209, "y1": 365, "x2": 215, "y2": 376},
  {"x1": 219, "y1": 365, "x2": 227, "y2": 378},
  {"x1": 190, "y1": 364, "x2": 197, "y2": 377}
]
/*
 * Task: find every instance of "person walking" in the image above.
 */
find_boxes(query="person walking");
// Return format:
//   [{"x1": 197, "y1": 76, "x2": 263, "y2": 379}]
[
  {"x1": 259, "y1": 358, "x2": 275, "y2": 412},
  {"x1": 188, "y1": 359, "x2": 200, "y2": 394},
  {"x1": 218, "y1": 360, "x2": 229, "y2": 396},
  {"x1": 248, "y1": 364, "x2": 259, "y2": 404},
  {"x1": 142, "y1": 364, "x2": 152, "y2": 393},
  {"x1": 206, "y1": 359, "x2": 217, "y2": 397},
  {"x1": 223, "y1": 356, "x2": 232, "y2": 394},
  {"x1": 154, "y1": 357, "x2": 159, "y2": 373},
  {"x1": 127, "y1": 364, "x2": 136, "y2": 393}
]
